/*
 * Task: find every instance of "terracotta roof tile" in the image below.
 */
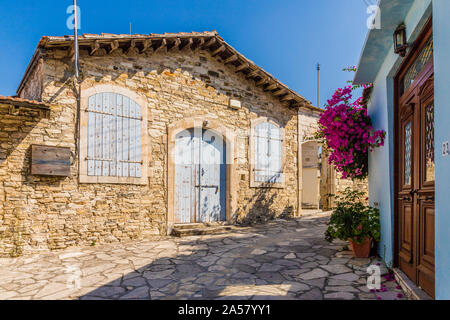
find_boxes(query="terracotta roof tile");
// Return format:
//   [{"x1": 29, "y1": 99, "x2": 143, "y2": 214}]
[{"x1": 0, "y1": 96, "x2": 51, "y2": 109}]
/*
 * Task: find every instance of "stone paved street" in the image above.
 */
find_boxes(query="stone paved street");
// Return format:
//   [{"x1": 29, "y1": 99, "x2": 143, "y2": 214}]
[{"x1": 0, "y1": 212, "x2": 406, "y2": 300}]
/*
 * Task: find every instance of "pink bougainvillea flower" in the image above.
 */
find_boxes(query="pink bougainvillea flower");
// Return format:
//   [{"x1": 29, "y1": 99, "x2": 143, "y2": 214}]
[
  {"x1": 316, "y1": 76, "x2": 386, "y2": 180},
  {"x1": 397, "y1": 293, "x2": 404, "y2": 299}
]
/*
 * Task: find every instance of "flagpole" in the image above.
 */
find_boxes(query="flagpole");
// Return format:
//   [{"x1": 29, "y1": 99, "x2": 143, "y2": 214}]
[{"x1": 317, "y1": 63, "x2": 320, "y2": 108}]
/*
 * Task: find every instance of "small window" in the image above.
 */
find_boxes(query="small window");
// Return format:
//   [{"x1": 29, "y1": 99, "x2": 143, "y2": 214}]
[
  {"x1": 252, "y1": 120, "x2": 284, "y2": 185},
  {"x1": 86, "y1": 92, "x2": 142, "y2": 178}
]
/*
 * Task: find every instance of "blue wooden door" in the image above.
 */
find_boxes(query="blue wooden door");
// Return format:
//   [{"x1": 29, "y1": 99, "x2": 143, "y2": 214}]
[{"x1": 175, "y1": 129, "x2": 226, "y2": 223}]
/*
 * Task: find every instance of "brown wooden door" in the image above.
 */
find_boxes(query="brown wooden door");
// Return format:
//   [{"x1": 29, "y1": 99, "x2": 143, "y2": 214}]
[{"x1": 395, "y1": 21, "x2": 435, "y2": 298}]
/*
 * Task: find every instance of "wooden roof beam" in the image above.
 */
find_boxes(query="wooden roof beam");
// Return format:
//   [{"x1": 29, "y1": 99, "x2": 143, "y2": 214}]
[
  {"x1": 194, "y1": 38, "x2": 204, "y2": 51},
  {"x1": 203, "y1": 37, "x2": 216, "y2": 49},
  {"x1": 273, "y1": 88, "x2": 287, "y2": 96},
  {"x1": 126, "y1": 39, "x2": 137, "y2": 54},
  {"x1": 140, "y1": 39, "x2": 152, "y2": 53},
  {"x1": 89, "y1": 40, "x2": 100, "y2": 56},
  {"x1": 245, "y1": 69, "x2": 260, "y2": 79},
  {"x1": 235, "y1": 63, "x2": 250, "y2": 73},
  {"x1": 256, "y1": 77, "x2": 270, "y2": 87},
  {"x1": 154, "y1": 38, "x2": 167, "y2": 53},
  {"x1": 223, "y1": 54, "x2": 238, "y2": 64},
  {"x1": 68, "y1": 43, "x2": 75, "y2": 57},
  {"x1": 180, "y1": 38, "x2": 193, "y2": 51},
  {"x1": 281, "y1": 94, "x2": 294, "y2": 102},
  {"x1": 168, "y1": 38, "x2": 181, "y2": 52},
  {"x1": 108, "y1": 40, "x2": 119, "y2": 54},
  {"x1": 211, "y1": 44, "x2": 226, "y2": 57},
  {"x1": 265, "y1": 82, "x2": 278, "y2": 91}
]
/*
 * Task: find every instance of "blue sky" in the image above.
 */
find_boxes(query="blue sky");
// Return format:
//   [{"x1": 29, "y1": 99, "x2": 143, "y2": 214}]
[{"x1": 0, "y1": 0, "x2": 370, "y2": 107}]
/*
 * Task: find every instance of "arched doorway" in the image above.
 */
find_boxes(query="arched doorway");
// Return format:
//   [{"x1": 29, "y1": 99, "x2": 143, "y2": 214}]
[
  {"x1": 301, "y1": 141, "x2": 321, "y2": 209},
  {"x1": 174, "y1": 128, "x2": 226, "y2": 223},
  {"x1": 167, "y1": 117, "x2": 237, "y2": 232}
]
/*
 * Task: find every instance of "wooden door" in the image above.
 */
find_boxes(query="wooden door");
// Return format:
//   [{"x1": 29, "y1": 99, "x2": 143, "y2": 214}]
[
  {"x1": 395, "y1": 21, "x2": 435, "y2": 298},
  {"x1": 174, "y1": 128, "x2": 226, "y2": 223}
]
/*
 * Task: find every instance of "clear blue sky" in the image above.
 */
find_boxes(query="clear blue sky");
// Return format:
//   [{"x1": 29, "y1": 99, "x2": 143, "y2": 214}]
[{"x1": 0, "y1": 0, "x2": 371, "y2": 107}]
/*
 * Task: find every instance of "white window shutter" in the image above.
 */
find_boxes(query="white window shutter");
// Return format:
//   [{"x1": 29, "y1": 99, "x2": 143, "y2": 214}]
[
  {"x1": 129, "y1": 99, "x2": 137, "y2": 177},
  {"x1": 254, "y1": 121, "x2": 283, "y2": 184},
  {"x1": 116, "y1": 94, "x2": 123, "y2": 177},
  {"x1": 102, "y1": 93, "x2": 110, "y2": 176},
  {"x1": 87, "y1": 96, "x2": 96, "y2": 176},
  {"x1": 135, "y1": 103, "x2": 142, "y2": 178},
  {"x1": 86, "y1": 92, "x2": 143, "y2": 179},
  {"x1": 268, "y1": 124, "x2": 283, "y2": 183},
  {"x1": 122, "y1": 96, "x2": 130, "y2": 177},
  {"x1": 94, "y1": 93, "x2": 103, "y2": 176},
  {"x1": 109, "y1": 93, "x2": 117, "y2": 176},
  {"x1": 255, "y1": 122, "x2": 269, "y2": 183}
]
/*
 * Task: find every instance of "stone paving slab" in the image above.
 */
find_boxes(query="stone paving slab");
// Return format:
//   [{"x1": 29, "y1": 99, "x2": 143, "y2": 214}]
[{"x1": 0, "y1": 212, "x2": 407, "y2": 300}]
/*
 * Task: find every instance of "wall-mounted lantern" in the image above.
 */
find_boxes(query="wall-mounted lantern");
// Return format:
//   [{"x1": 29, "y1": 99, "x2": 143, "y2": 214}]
[{"x1": 394, "y1": 23, "x2": 408, "y2": 57}]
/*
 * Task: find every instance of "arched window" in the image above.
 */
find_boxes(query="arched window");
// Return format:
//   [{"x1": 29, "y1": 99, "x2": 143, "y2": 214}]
[
  {"x1": 252, "y1": 120, "x2": 284, "y2": 185},
  {"x1": 86, "y1": 92, "x2": 143, "y2": 178}
]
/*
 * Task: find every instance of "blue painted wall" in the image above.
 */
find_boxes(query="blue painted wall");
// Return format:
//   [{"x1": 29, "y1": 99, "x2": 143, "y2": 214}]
[
  {"x1": 433, "y1": 0, "x2": 450, "y2": 300},
  {"x1": 365, "y1": 0, "x2": 450, "y2": 299},
  {"x1": 368, "y1": 58, "x2": 396, "y2": 267},
  {"x1": 366, "y1": 0, "x2": 432, "y2": 269}
]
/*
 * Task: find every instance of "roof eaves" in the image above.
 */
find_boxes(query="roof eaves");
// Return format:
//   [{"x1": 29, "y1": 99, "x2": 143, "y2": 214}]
[
  {"x1": 0, "y1": 96, "x2": 51, "y2": 110},
  {"x1": 18, "y1": 31, "x2": 322, "y2": 113}
]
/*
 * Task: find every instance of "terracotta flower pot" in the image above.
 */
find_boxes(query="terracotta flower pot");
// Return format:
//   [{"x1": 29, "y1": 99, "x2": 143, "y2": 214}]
[{"x1": 348, "y1": 237, "x2": 372, "y2": 258}]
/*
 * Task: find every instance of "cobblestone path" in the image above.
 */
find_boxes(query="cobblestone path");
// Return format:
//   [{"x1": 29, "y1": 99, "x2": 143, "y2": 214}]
[{"x1": 0, "y1": 212, "x2": 406, "y2": 300}]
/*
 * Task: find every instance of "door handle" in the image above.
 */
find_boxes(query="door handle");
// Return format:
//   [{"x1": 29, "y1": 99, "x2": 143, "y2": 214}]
[
  {"x1": 399, "y1": 196, "x2": 411, "y2": 201},
  {"x1": 418, "y1": 196, "x2": 434, "y2": 201},
  {"x1": 196, "y1": 185, "x2": 219, "y2": 191}
]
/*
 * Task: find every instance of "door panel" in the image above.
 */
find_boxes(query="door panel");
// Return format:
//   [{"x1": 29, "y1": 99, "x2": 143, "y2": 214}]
[
  {"x1": 416, "y1": 88, "x2": 435, "y2": 296},
  {"x1": 396, "y1": 60, "x2": 435, "y2": 297},
  {"x1": 174, "y1": 130, "x2": 196, "y2": 223},
  {"x1": 198, "y1": 130, "x2": 226, "y2": 222},
  {"x1": 175, "y1": 128, "x2": 226, "y2": 224},
  {"x1": 395, "y1": 22, "x2": 434, "y2": 298},
  {"x1": 398, "y1": 106, "x2": 416, "y2": 282},
  {"x1": 419, "y1": 202, "x2": 435, "y2": 267},
  {"x1": 399, "y1": 201, "x2": 413, "y2": 263}
]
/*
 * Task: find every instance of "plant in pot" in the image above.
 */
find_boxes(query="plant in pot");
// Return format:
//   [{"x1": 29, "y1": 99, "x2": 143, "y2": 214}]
[{"x1": 325, "y1": 188, "x2": 380, "y2": 258}]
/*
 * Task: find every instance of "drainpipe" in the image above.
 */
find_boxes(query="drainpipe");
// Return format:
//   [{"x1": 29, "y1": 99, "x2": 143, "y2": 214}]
[
  {"x1": 73, "y1": 0, "x2": 82, "y2": 169},
  {"x1": 74, "y1": 0, "x2": 79, "y2": 81}
]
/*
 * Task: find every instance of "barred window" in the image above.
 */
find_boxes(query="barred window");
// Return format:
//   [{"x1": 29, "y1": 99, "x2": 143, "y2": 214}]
[{"x1": 87, "y1": 92, "x2": 142, "y2": 178}]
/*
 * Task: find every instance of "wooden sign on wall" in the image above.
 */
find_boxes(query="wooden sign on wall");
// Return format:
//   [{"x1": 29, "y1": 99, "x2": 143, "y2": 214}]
[{"x1": 31, "y1": 145, "x2": 71, "y2": 177}]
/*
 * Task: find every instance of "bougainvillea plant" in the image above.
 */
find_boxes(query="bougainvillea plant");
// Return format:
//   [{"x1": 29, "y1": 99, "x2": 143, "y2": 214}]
[{"x1": 315, "y1": 66, "x2": 386, "y2": 180}]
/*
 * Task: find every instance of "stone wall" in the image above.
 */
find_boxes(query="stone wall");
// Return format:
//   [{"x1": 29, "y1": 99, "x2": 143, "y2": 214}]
[
  {"x1": 334, "y1": 172, "x2": 368, "y2": 199},
  {"x1": 319, "y1": 153, "x2": 369, "y2": 211},
  {"x1": 0, "y1": 47, "x2": 312, "y2": 255}
]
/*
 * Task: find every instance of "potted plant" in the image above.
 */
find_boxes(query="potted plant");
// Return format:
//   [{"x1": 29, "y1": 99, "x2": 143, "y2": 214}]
[{"x1": 325, "y1": 188, "x2": 380, "y2": 258}]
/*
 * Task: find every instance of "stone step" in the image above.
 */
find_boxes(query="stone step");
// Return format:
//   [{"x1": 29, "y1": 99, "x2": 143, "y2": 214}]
[
  {"x1": 172, "y1": 225, "x2": 234, "y2": 237},
  {"x1": 173, "y1": 223, "x2": 206, "y2": 230}
]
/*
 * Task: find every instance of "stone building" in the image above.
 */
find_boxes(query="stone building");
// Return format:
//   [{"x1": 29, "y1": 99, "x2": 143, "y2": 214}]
[{"x1": 0, "y1": 31, "x2": 326, "y2": 255}]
